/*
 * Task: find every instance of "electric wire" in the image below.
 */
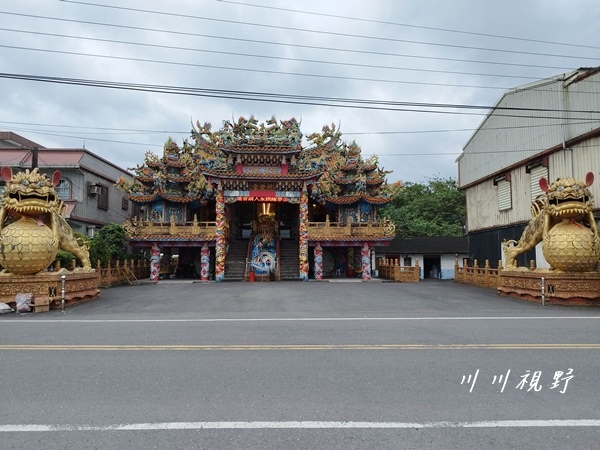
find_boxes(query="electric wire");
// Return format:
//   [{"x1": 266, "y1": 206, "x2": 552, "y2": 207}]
[
  {"x1": 1, "y1": 44, "x2": 519, "y2": 91},
  {"x1": 56, "y1": 1, "x2": 600, "y2": 61},
  {"x1": 0, "y1": 27, "x2": 555, "y2": 82},
  {"x1": 2, "y1": 72, "x2": 599, "y2": 120},
  {"x1": 216, "y1": 0, "x2": 600, "y2": 51},
  {"x1": 3, "y1": 130, "x2": 568, "y2": 157},
  {"x1": 4, "y1": 119, "x2": 599, "y2": 137},
  {"x1": 0, "y1": 11, "x2": 591, "y2": 73}
]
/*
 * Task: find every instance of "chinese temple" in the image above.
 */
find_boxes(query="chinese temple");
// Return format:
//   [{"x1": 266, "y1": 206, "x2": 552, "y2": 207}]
[{"x1": 117, "y1": 116, "x2": 396, "y2": 282}]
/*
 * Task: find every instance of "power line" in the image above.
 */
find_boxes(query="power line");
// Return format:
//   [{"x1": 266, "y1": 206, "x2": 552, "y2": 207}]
[
  {"x1": 57, "y1": 0, "x2": 600, "y2": 61},
  {"x1": 216, "y1": 0, "x2": 600, "y2": 51},
  {"x1": 0, "y1": 120, "x2": 183, "y2": 134},
  {"x1": 0, "y1": 12, "x2": 581, "y2": 73},
  {"x1": 2, "y1": 119, "x2": 599, "y2": 138},
  {"x1": 2, "y1": 44, "x2": 520, "y2": 90},
  {"x1": 0, "y1": 27, "x2": 553, "y2": 82},
  {"x1": 2, "y1": 72, "x2": 600, "y2": 120},
  {"x1": 4, "y1": 128, "x2": 576, "y2": 158},
  {"x1": 2, "y1": 126, "x2": 164, "y2": 147}
]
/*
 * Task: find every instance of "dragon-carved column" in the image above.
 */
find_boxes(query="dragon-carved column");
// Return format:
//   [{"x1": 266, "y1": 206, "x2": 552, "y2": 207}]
[
  {"x1": 299, "y1": 184, "x2": 309, "y2": 281},
  {"x1": 149, "y1": 242, "x2": 160, "y2": 283},
  {"x1": 200, "y1": 242, "x2": 210, "y2": 281},
  {"x1": 361, "y1": 242, "x2": 371, "y2": 281},
  {"x1": 314, "y1": 242, "x2": 323, "y2": 280},
  {"x1": 215, "y1": 187, "x2": 226, "y2": 282}
]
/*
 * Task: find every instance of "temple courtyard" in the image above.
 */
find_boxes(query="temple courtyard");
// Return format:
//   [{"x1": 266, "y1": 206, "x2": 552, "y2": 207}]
[{"x1": 1, "y1": 281, "x2": 599, "y2": 449}]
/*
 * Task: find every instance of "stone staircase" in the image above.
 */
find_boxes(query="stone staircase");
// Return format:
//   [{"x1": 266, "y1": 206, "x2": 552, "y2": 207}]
[
  {"x1": 278, "y1": 238, "x2": 300, "y2": 280},
  {"x1": 224, "y1": 238, "x2": 250, "y2": 281}
]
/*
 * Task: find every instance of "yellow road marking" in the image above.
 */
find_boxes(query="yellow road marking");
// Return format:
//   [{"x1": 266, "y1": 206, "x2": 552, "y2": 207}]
[{"x1": 0, "y1": 343, "x2": 599, "y2": 351}]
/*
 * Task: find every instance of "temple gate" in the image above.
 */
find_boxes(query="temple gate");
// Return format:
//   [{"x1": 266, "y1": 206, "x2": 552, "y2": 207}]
[{"x1": 118, "y1": 117, "x2": 396, "y2": 281}]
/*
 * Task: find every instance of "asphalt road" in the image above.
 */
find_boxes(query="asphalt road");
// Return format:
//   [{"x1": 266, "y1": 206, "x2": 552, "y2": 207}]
[{"x1": 1, "y1": 280, "x2": 599, "y2": 449}]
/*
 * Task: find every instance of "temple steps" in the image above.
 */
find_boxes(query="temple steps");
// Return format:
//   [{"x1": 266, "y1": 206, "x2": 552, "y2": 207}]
[
  {"x1": 224, "y1": 238, "x2": 249, "y2": 281},
  {"x1": 278, "y1": 238, "x2": 300, "y2": 280}
]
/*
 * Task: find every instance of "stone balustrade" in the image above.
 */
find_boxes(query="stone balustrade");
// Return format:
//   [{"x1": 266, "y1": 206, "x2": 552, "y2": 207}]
[
  {"x1": 307, "y1": 217, "x2": 395, "y2": 240},
  {"x1": 377, "y1": 258, "x2": 420, "y2": 283}
]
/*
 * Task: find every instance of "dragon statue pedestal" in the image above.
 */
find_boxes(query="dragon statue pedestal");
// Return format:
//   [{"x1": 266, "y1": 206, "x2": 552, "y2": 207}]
[
  {"x1": 499, "y1": 173, "x2": 600, "y2": 305},
  {"x1": 0, "y1": 167, "x2": 99, "y2": 312},
  {"x1": 0, "y1": 272, "x2": 100, "y2": 312},
  {"x1": 498, "y1": 270, "x2": 600, "y2": 306}
]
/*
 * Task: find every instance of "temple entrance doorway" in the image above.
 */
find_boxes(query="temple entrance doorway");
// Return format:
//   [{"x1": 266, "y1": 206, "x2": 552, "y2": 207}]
[{"x1": 226, "y1": 201, "x2": 300, "y2": 280}]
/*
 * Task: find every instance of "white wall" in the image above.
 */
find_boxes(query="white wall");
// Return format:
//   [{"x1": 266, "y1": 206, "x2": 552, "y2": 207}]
[{"x1": 376, "y1": 252, "x2": 468, "y2": 280}]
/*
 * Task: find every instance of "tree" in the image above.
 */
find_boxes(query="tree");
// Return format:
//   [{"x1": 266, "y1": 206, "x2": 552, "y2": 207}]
[
  {"x1": 381, "y1": 177, "x2": 466, "y2": 237},
  {"x1": 89, "y1": 224, "x2": 129, "y2": 267}
]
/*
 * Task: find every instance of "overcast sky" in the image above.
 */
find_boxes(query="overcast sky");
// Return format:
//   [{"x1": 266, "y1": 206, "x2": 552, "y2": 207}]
[{"x1": 1, "y1": 0, "x2": 599, "y2": 183}]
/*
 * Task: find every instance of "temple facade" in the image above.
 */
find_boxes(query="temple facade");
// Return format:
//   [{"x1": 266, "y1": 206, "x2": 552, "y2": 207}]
[{"x1": 118, "y1": 117, "x2": 396, "y2": 282}]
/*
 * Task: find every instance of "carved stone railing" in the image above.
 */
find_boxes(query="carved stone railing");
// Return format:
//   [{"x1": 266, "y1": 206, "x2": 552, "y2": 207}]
[
  {"x1": 377, "y1": 258, "x2": 420, "y2": 283},
  {"x1": 123, "y1": 215, "x2": 227, "y2": 240},
  {"x1": 307, "y1": 217, "x2": 395, "y2": 240},
  {"x1": 96, "y1": 259, "x2": 151, "y2": 287},
  {"x1": 454, "y1": 259, "x2": 502, "y2": 289}
]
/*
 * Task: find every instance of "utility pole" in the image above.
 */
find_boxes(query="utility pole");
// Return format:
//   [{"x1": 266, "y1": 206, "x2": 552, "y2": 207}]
[{"x1": 31, "y1": 146, "x2": 38, "y2": 169}]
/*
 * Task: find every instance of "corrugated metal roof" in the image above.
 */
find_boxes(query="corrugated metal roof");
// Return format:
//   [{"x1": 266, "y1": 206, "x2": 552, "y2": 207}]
[
  {"x1": 0, "y1": 132, "x2": 46, "y2": 149},
  {"x1": 22, "y1": 150, "x2": 85, "y2": 166},
  {"x1": 458, "y1": 67, "x2": 600, "y2": 188},
  {"x1": 0, "y1": 133, "x2": 132, "y2": 177},
  {"x1": 0, "y1": 149, "x2": 30, "y2": 165}
]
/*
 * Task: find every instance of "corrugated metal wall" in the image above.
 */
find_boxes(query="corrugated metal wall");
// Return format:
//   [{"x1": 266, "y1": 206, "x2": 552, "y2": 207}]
[
  {"x1": 466, "y1": 165, "x2": 534, "y2": 231},
  {"x1": 461, "y1": 70, "x2": 600, "y2": 270},
  {"x1": 459, "y1": 70, "x2": 600, "y2": 187},
  {"x1": 548, "y1": 137, "x2": 600, "y2": 201}
]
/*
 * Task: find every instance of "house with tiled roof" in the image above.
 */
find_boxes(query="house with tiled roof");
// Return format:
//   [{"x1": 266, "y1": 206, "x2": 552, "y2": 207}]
[
  {"x1": 0, "y1": 131, "x2": 133, "y2": 238},
  {"x1": 118, "y1": 117, "x2": 396, "y2": 282}
]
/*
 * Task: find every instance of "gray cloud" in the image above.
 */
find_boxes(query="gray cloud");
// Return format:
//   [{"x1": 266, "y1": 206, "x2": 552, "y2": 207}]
[{"x1": 1, "y1": 0, "x2": 599, "y2": 182}]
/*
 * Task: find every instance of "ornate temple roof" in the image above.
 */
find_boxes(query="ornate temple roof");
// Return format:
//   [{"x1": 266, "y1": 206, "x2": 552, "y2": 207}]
[
  {"x1": 215, "y1": 116, "x2": 303, "y2": 151},
  {"x1": 116, "y1": 117, "x2": 394, "y2": 208},
  {"x1": 309, "y1": 134, "x2": 393, "y2": 206},
  {"x1": 327, "y1": 193, "x2": 392, "y2": 205}
]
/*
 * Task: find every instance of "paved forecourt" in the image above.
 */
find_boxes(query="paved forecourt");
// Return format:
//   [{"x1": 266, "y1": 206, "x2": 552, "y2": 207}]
[{"x1": 1, "y1": 280, "x2": 599, "y2": 449}]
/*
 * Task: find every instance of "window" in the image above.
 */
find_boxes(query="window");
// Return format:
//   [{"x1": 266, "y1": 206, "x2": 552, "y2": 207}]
[
  {"x1": 529, "y1": 165, "x2": 548, "y2": 201},
  {"x1": 121, "y1": 197, "x2": 129, "y2": 211},
  {"x1": 97, "y1": 184, "x2": 109, "y2": 210},
  {"x1": 55, "y1": 179, "x2": 71, "y2": 200},
  {"x1": 497, "y1": 179, "x2": 512, "y2": 211}
]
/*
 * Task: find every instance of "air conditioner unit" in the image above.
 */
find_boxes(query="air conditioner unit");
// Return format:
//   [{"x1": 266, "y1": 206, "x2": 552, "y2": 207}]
[{"x1": 88, "y1": 184, "x2": 101, "y2": 196}]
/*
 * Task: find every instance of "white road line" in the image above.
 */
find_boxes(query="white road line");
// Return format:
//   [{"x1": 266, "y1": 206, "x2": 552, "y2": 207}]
[
  {"x1": 0, "y1": 420, "x2": 599, "y2": 432},
  {"x1": 2, "y1": 316, "x2": 600, "y2": 323}
]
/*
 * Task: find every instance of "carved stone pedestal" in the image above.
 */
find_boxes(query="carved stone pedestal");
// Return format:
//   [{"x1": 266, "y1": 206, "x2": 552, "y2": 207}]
[
  {"x1": 499, "y1": 270, "x2": 600, "y2": 305},
  {"x1": 0, "y1": 271, "x2": 100, "y2": 312}
]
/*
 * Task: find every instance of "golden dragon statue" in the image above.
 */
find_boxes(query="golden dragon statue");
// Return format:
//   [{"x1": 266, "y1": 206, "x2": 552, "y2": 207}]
[
  {"x1": 503, "y1": 172, "x2": 599, "y2": 272},
  {"x1": 0, "y1": 167, "x2": 92, "y2": 275}
]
